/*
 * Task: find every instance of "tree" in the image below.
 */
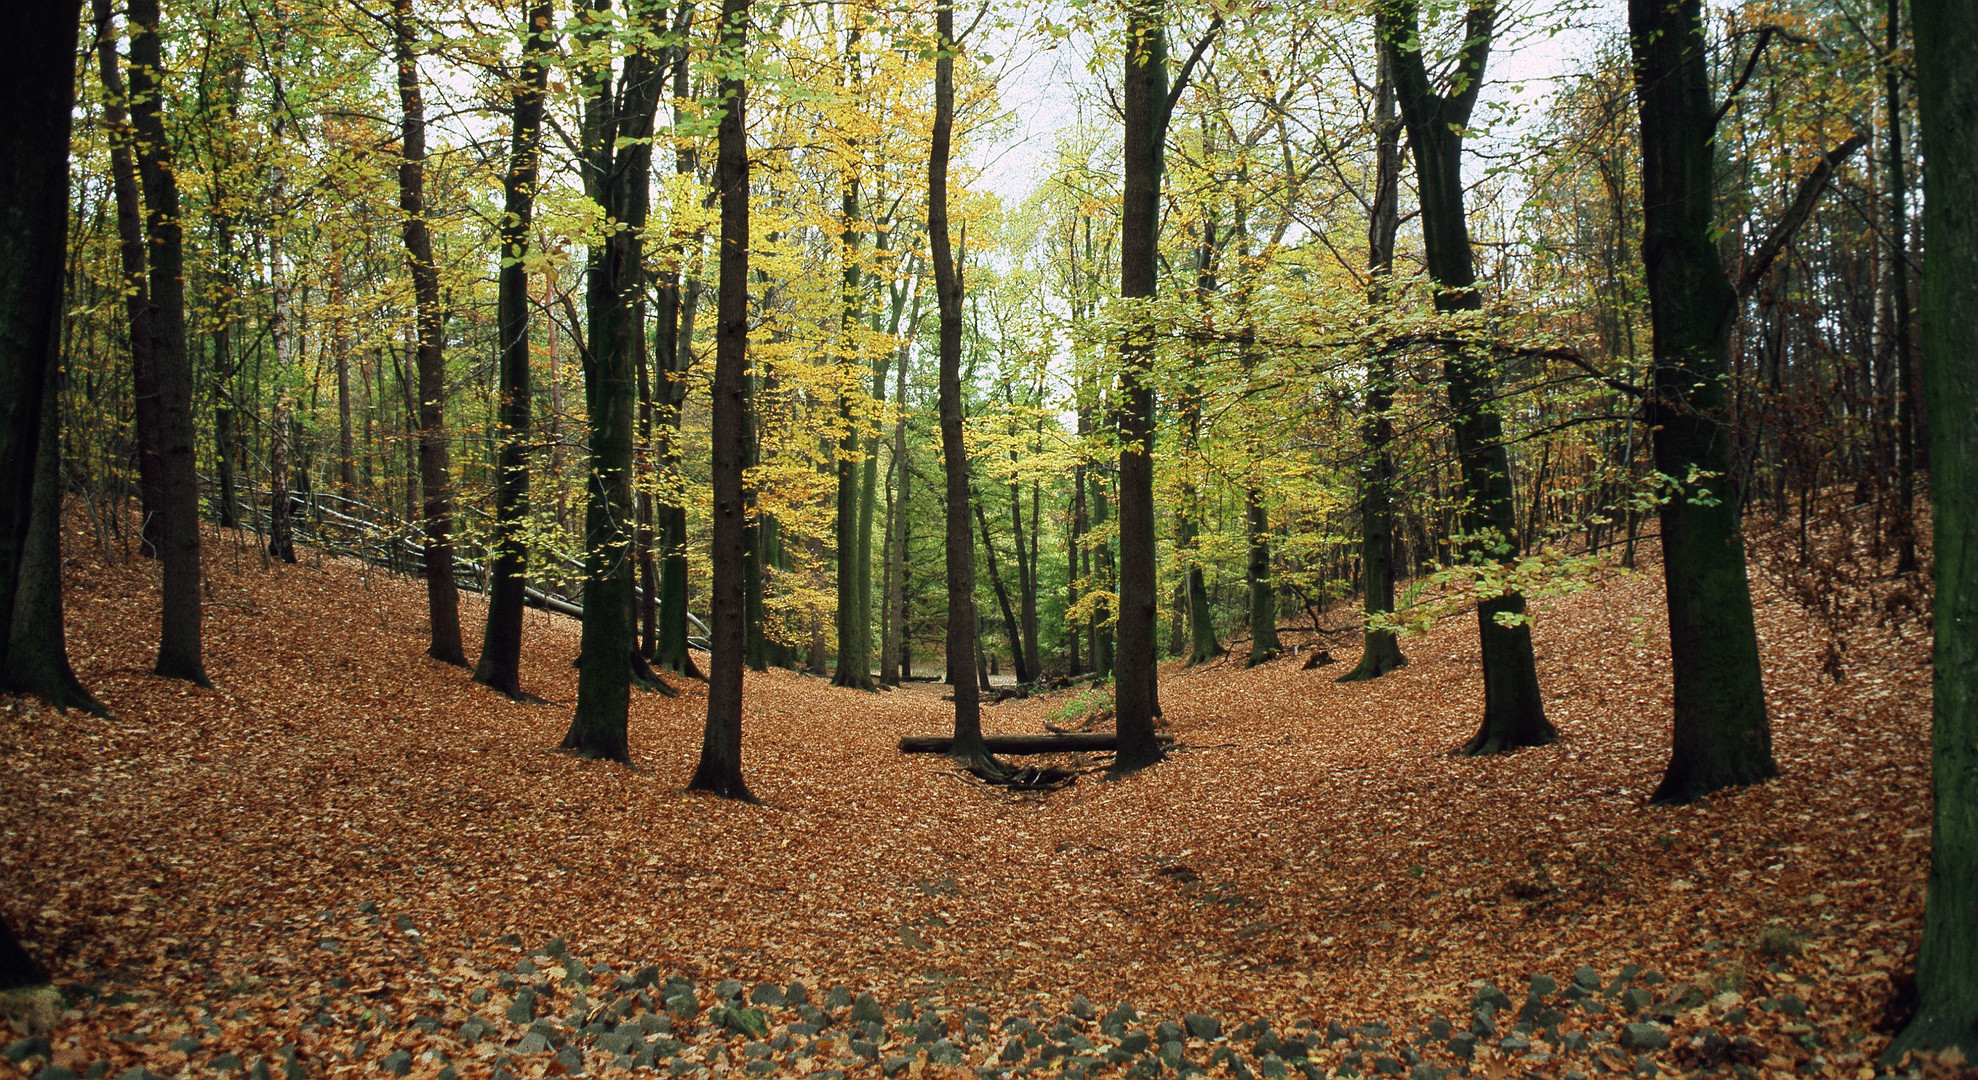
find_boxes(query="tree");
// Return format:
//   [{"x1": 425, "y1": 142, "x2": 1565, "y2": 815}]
[
  {"x1": 0, "y1": 0, "x2": 89, "y2": 990},
  {"x1": 1887, "y1": 0, "x2": 1978, "y2": 1057},
  {"x1": 1626, "y1": 0, "x2": 1865, "y2": 803},
  {"x1": 1378, "y1": 0, "x2": 1549, "y2": 754},
  {"x1": 652, "y1": 16, "x2": 705, "y2": 680},
  {"x1": 1112, "y1": 0, "x2": 1216, "y2": 775},
  {"x1": 566, "y1": 0, "x2": 670, "y2": 762},
  {"x1": 690, "y1": 0, "x2": 759, "y2": 801},
  {"x1": 1339, "y1": 51, "x2": 1406, "y2": 683},
  {"x1": 394, "y1": 0, "x2": 467, "y2": 667},
  {"x1": 928, "y1": 0, "x2": 996, "y2": 770},
  {"x1": 129, "y1": 0, "x2": 211, "y2": 687},
  {"x1": 474, "y1": 1, "x2": 554, "y2": 699}
]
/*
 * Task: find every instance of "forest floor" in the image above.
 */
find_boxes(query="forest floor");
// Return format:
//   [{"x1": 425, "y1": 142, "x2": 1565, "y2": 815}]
[{"x1": 0, "y1": 513, "x2": 1959, "y2": 1080}]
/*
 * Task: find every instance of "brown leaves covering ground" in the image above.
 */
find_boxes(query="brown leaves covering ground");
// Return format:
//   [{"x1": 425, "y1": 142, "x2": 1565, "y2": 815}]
[{"x1": 0, "y1": 515, "x2": 1951, "y2": 1079}]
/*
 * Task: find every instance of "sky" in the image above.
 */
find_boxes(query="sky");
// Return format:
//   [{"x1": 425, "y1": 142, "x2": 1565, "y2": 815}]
[{"x1": 966, "y1": 0, "x2": 1627, "y2": 207}]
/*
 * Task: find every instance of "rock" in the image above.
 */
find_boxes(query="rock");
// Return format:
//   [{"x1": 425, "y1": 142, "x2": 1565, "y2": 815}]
[
  {"x1": 528, "y1": 1018, "x2": 562, "y2": 1044},
  {"x1": 1327, "y1": 1020, "x2": 1351, "y2": 1044},
  {"x1": 850, "y1": 993, "x2": 884, "y2": 1024},
  {"x1": 381, "y1": 1050, "x2": 412, "y2": 1076},
  {"x1": 554, "y1": 1045, "x2": 584, "y2": 1073},
  {"x1": 850, "y1": 1039, "x2": 879, "y2": 1062},
  {"x1": 750, "y1": 983, "x2": 784, "y2": 1006},
  {"x1": 1101, "y1": 1003, "x2": 1137, "y2": 1037},
  {"x1": 914, "y1": 1019, "x2": 941, "y2": 1044},
  {"x1": 1259, "y1": 1056, "x2": 1289, "y2": 1080},
  {"x1": 1002, "y1": 1017, "x2": 1034, "y2": 1035},
  {"x1": 468, "y1": 988, "x2": 488, "y2": 1006},
  {"x1": 1051, "y1": 1017, "x2": 1079, "y2": 1040},
  {"x1": 721, "y1": 1007, "x2": 769, "y2": 1039},
  {"x1": 33, "y1": 1068, "x2": 76, "y2": 1080},
  {"x1": 1469, "y1": 1010, "x2": 1496, "y2": 1039},
  {"x1": 1574, "y1": 966, "x2": 1602, "y2": 990},
  {"x1": 1278, "y1": 1038, "x2": 1310, "y2": 1059},
  {"x1": 1071, "y1": 995, "x2": 1096, "y2": 1020},
  {"x1": 542, "y1": 937, "x2": 567, "y2": 958},
  {"x1": 506, "y1": 992, "x2": 536, "y2": 1024},
  {"x1": 598, "y1": 1033, "x2": 637, "y2": 1055},
  {"x1": 881, "y1": 1056, "x2": 912, "y2": 1078},
  {"x1": 665, "y1": 992, "x2": 699, "y2": 1022},
  {"x1": 1409, "y1": 1067, "x2": 1445, "y2": 1080},
  {"x1": 1120, "y1": 1032, "x2": 1151, "y2": 1055},
  {"x1": 1000, "y1": 1038, "x2": 1025, "y2": 1064},
  {"x1": 1184, "y1": 1014, "x2": 1221, "y2": 1040},
  {"x1": 1536, "y1": 1008, "x2": 1567, "y2": 1027},
  {"x1": 1446, "y1": 1033, "x2": 1476, "y2": 1060},
  {"x1": 248, "y1": 1061, "x2": 270, "y2": 1080},
  {"x1": 785, "y1": 981, "x2": 809, "y2": 1005},
  {"x1": 114, "y1": 1068, "x2": 157, "y2": 1080},
  {"x1": 1779, "y1": 995, "x2": 1809, "y2": 1017},
  {"x1": 1254, "y1": 1031, "x2": 1282, "y2": 1057},
  {"x1": 1618, "y1": 1023, "x2": 1670, "y2": 1052},
  {"x1": 797, "y1": 1004, "x2": 827, "y2": 1027},
  {"x1": 1471, "y1": 984, "x2": 1513, "y2": 1012},
  {"x1": 1529, "y1": 974, "x2": 1558, "y2": 997},
  {"x1": 1372, "y1": 1056, "x2": 1404, "y2": 1075},
  {"x1": 211, "y1": 1054, "x2": 243, "y2": 1073},
  {"x1": 825, "y1": 985, "x2": 853, "y2": 1010},
  {"x1": 1620, "y1": 986, "x2": 1653, "y2": 1012},
  {"x1": 892, "y1": 1000, "x2": 916, "y2": 1021},
  {"x1": 4, "y1": 1039, "x2": 52, "y2": 1063},
  {"x1": 639, "y1": 1013, "x2": 671, "y2": 1035},
  {"x1": 1155, "y1": 1021, "x2": 1184, "y2": 1044},
  {"x1": 515, "y1": 1032, "x2": 552, "y2": 1055}
]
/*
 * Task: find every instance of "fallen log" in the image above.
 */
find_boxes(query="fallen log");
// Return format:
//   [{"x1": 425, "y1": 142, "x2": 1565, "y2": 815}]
[{"x1": 898, "y1": 733, "x2": 1171, "y2": 755}]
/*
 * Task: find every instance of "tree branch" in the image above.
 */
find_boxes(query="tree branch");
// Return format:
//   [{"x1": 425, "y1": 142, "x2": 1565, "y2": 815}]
[
  {"x1": 1734, "y1": 133, "x2": 1869, "y2": 299},
  {"x1": 1162, "y1": 17, "x2": 1223, "y2": 126}
]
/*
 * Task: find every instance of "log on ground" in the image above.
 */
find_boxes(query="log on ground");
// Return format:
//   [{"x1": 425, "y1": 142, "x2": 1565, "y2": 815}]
[{"x1": 898, "y1": 733, "x2": 1170, "y2": 755}]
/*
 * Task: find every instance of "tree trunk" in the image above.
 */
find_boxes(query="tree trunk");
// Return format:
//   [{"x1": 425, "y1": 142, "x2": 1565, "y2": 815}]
[
  {"x1": 0, "y1": 0, "x2": 98, "y2": 714},
  {"x1": 832, "y1": 129, "x2": 874, "y2": 690},
  {"x1": 473, "y1": 1, "x2": 551, "y2": 699},
  {"x1": 1887, "y1": 0, "x2": 1919, "y2": 576},
  {"x1": 566, "y1": 0, "x2": 665, "y2": 763},
  {"x1": 1341, "y1": 52, "x2": 1406, "y2": 683},
  {"x1": 90, "y1": 0, "x2": 163, "y2": 559},
  {"x1": 690, "y1": 0, "x2": 758, "y2": 801},
  {"x1": 128, "y1": 0, "x2": 209, "y2": 686},
  {"x1": 974, "y1": 498, "x2": 1028, "y2": 683},
  {"x1": 929, "y1": 0, "x2": 993, "y2": 770},
  {"x1": 1628, "y1": 0, "x2": 1773, "y2": 803},
  {"x1": 394, "y1": 0, "x2": 466, "y2": 666},
  {"x1": 332, "y1": 258, "x2": 357, "y2": 498},
  {"x1": 1111, "y1": 0, "x2": 1173, "y2": 774},
  {"x1": 1380, "y1": 0, "x2": 1548, "y2": 752},
  {"x1": 655, "y1": 29, "x2": 704, "y2": 680},
  {"x1": 1890, "y1": 0, "x2": 1978, "y2": 1055}
]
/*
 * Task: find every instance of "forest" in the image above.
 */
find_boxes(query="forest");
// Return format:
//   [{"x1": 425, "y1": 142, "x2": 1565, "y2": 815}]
[{"x1": 1, "y1": 0, "x2": 1975, "y2": 1076}]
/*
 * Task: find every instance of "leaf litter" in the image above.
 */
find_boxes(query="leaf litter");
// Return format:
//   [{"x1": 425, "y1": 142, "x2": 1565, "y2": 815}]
[{"x1": 0, "y1": 516, "x2": 1959, "y2": 1080}]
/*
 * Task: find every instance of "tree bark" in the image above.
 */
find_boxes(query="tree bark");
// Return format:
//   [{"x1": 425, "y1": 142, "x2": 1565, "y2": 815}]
[
  {"x1": 394, "y1": 0, "x2": 466, "y2": 666},
  {"x1": 1887, "y1": 0, "x2": 1978, "y2": 1058},
  {"x1": 1379, "y1": 0, "x2": 1548, "y2": 753},
  {"x1": 90, "y1": 0, "x2": 164, "y2": 560},
  {"x1": 832, "y1": 94, "x2": 874, "y2": 691},
  {"x1": 690, "y1": 0, "x2": 758, "y2": 801},
  {"x1": 128, "y1": 0, "x2": 209, "y2": 686},
  {"x1": 0, "y1": 0, "x2": 97, "y2": 716},
  {"x1": 1628, "y1": 0, "x2": 1773, "y2": 803},
  {"x1": 474, "y1": 1, "x2": 551, "y2": 699},
  {"x1": 974, "y1": 498, "x2": 1028, "y2": 683},
  {"x1": 566, "y1": 0, "x2": 666, "y2": 762},
  {"x1": 929, "y1": 0, "x2": 993, "y2": 770},
  {"x1": 1111, "y1": 0, "x2": 1173, "y2": 774},
  {"x1": 1341, "y1": 52, "x2": 1406, "y2": 683},
  {"x1": 654, "y1": 20, "x2": 705, "y2": 680}
]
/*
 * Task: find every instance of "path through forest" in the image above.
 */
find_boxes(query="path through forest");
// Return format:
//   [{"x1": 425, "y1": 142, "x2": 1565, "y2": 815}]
[{"x1": 0, "y1": 516, "x2": 1950, "y2": 1079}]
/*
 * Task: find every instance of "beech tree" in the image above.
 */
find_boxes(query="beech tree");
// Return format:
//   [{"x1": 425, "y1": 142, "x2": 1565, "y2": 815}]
[
  {"x1": 691, "y1": 0, "x2": 758, "y2": 800},
  {"x1": 1889, "y1": 0, "x2": 1978, "y2": 1056},
  {"x1": 474, "y1": 1, "x2": 554, "y2": 699},
  {"x1": 0, "y1": 0, "x2": 89, "y2": 990},
  {"x1": 1377, "y1": 0, "x2": 1549, "y2": 754},
  {"x1": 129, "y1": 0, "x2": 210, "y2": 687},
  {"x1": 393, "y1": 0, "x2": 466, "y2": 667}
]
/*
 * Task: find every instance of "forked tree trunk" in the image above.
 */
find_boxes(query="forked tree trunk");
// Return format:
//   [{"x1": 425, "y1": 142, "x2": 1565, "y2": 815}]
[
  {"x1": 473, "y1": 1, "x2": 551, "y2": 699},
  {"x1": 566, "y1": 0, "x2": 666, "y2": 763},
  {"x1": 1379, "y1": 0, "x2": 1548, "y2": 752},
  {"x1": 1891, "y1": 0, "x2": 1978, "y2": 1057},
  {"x1": 690, "y1": 0, "x2": 758, "y2": 801}
]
